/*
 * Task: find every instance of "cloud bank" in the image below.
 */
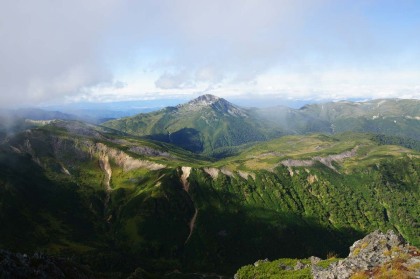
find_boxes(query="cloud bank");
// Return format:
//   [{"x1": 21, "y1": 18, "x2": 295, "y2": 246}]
[
  {"x1": 1, "y1": 0, "x2": 420, "y2": 106},
  {"x1": 0, "y1": 0, "x2": 118, "y2": 106}
]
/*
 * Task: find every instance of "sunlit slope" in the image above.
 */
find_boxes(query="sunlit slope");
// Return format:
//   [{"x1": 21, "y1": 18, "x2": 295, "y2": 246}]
[
  {"x1": 0, "y1": 122, "x2": 418, "y2": 276},
  {"x1": 298, "y1": 99, "x2": 420, "y2": 139},
  {"x1": 104, "y1": 96, "x2": 420, "y2": 157},
  {"x1": 217, "y1": 133, "x2": 419, "y2": 171},
  {"x1": 103, "y1": 95, "x2": 285, "y2": 154}
]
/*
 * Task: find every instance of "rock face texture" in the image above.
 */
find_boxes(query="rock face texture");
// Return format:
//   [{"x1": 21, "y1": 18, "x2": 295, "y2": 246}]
[
  {"x1": 312, "y1": 230, "x2": 420, "y2": 279},
  {"x1": 0, "y1": 250, "x2": 95, "y2": 279}
]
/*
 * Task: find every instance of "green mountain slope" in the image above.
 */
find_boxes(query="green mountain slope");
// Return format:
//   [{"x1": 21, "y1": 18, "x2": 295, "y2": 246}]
[
  {"x1": 103, "y1": 94, "x2": 285, "y2": 155},
  {"x1": 0, "y1": 121, "x2": 418, "y2": 277},
  {"x1": 298, "y1": 99, "x2": 420, "y2": 139},
  {"x1": 103, "y1": 95, "x2": 420, "y2": 156}
]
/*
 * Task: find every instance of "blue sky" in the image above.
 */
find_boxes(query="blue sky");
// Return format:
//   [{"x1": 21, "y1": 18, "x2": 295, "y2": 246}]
[{"x1": 1, "y1": 0, "x2": 420, "y2": 107}]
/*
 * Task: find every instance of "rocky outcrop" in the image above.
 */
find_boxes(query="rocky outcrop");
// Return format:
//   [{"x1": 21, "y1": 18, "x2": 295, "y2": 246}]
[
  {"x1": 238, "y1": 170, "x2": 255, "y2": 180},
  {"x1": 89, "y1": 142, "x2": 165, "y2": 171},
  {"x1": 204, "y1": 167, "x2": 220, "y2": 179},
  {"x1": 281, "y1": 147, "x2": 358, "y2": 171},
  {"x1": 312, "y1": 230, "x2": 420, "y2": 279},
  {"x1": 180, "y1": 94, "x2": 247, "y2": 117},
  {"x1": 0, "y1": 250, "x2": 95, "y2": 279},
  {"x1": 235, "y1": 230, "x2": 419, "y2": 279},
  {"x1": 180, "y1": 166, "x2": 191, "y2": 192},
  {"x1": 128, "y1": 145, "x2": 172, "y2": 158}
]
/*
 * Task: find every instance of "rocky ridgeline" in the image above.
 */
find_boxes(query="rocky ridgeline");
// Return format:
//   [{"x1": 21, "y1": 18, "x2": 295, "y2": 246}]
[
  {"x1": 0, "y1": 250, "x2": 95, "y2": 279},
  {"x1": 313, "y1": 230, "x2": 419, "y2": 279}
]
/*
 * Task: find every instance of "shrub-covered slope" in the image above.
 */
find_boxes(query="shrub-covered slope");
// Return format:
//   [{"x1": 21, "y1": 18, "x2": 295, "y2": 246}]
[
  {"x1": 298, "y1": 99, "x2": 420, "y2": 140},
  {"x1": 103, "y1": 94, "x2": 285, "y2": 155},
  {"x1": 0, "y1": 121, "x2": 418, "y2": 277}
]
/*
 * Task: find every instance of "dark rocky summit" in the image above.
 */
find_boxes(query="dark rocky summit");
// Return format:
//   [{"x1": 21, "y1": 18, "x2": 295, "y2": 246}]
[
  {"x1": 312, "y1": 230, "x2": 420, "y2": 279},
  {"x1": 0, "y1": 250, "x2": 95, "y2": 279}
]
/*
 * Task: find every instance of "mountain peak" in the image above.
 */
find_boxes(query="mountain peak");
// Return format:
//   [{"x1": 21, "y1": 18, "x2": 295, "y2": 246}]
[
  {"x1": 179, "y1": 94, "x2": 226, "y2": 110},
  {"x1": 188, "y1": 94, "x2": 222, "y2": 106},
  {"x1": 179, "y1": 94, "x2": 247, "y2": 117},
  {"x1": 174, "y1": 94, "x2": 223, "y2": 111}
]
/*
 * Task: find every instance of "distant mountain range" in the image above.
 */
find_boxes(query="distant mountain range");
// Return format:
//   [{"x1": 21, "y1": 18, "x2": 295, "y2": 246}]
[
  {"x1": 3, "y1": 96, "x2": 418, "y2": 153},
  {"x1": 103, "y1": 95, "x2": 420, "y2": 155},
  {"x1": 0, "y1": 95, "x2": 419, "y2": 278}
]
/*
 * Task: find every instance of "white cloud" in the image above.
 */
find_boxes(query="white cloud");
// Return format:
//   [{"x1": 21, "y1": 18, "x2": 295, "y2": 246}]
[
  {"x1": 78, "y1": 68, "x2": 420, "y2": 103},
  {"x1": 0, "y1": 0, "x2": 118, "y2": 106},
  {"x1": 155, "y1": 71, "x2": 194, "y2": 89},
  {"x1": 1, "y1": 0, "x2": 420, "y2": 106}
]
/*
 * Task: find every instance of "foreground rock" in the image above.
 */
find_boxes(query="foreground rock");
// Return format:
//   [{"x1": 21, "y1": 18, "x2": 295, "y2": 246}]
[
  {"x1": 235, "y1": 230, "x2": 419, "y2": 278},
  {"x1": 0, "y1": 250, "x2": 95, "y2": 279},
  {"x1": 312, "y1": 230, "x2": 420, "y2": 279}
]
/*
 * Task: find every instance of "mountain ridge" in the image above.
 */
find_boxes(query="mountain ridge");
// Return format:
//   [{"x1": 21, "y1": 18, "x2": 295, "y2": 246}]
[{"x1": 103, "y1": 95, "x2": 420, "y2": 155}]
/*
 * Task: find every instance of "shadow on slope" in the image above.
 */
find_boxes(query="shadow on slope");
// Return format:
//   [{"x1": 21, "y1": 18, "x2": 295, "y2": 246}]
[
  {"x1": 175, "y1": 169, "x2": 364, "y2": 275},
  {"x1": 146, "y1": 128, "x2": 204, "y2": 153}
]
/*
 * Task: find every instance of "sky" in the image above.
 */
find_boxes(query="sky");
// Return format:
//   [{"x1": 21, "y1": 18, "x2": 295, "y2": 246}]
[{"x1": 1, "y1": 0, "x2": 420, "y2": 108}]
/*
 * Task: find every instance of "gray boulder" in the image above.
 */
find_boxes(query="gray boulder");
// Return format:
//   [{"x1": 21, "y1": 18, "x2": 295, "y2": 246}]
[{"x1": 312, "y1": 230, "x2": 418, "y2": 279}]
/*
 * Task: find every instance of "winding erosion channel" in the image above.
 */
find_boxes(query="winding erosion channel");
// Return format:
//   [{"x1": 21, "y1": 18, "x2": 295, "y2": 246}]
[{"x1": 181, "y1": 166, "x2": 198, "y2": 244}]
